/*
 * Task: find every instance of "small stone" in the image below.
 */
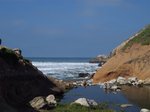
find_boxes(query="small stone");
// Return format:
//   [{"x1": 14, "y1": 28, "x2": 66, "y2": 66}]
[
  {"x1": 109, "y1": 79, "x2": 117, "y2": 84},
  {"x1": 110, "y1": 85, "x2": 118, "y2": 91},
  {"x1": 120, "y1": 104, "x2": 133, "y2": 108},
  {"x1": 117, "y1": 77, "x2": 127, "y2": 85},
  {"x1": 87, "y1": 99, "x2": 98, "y2": 106}
]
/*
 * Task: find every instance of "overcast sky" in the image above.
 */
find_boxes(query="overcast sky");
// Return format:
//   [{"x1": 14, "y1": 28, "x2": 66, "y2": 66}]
[{"x1": 0, "y1": 0, "x2": 150, "y2": 57}]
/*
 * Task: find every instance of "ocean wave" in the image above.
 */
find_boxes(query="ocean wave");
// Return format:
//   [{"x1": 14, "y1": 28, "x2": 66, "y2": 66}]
[{"x1": 32, "y1": 62, "x2": 98, "y2": 80}]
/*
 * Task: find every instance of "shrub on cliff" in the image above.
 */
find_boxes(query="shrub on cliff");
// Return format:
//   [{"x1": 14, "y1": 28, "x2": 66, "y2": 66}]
[{"x1": 123, "y1": 25, "x2": 150, "y2": 50}]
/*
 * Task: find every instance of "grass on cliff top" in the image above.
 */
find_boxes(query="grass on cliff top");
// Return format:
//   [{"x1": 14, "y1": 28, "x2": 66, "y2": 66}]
[
  {"x1": 122, "y1": 25, "x2": 150, "y2": 50},
  {"x1": 41, "y1": 103, "x2": 114, "y2": 112}
]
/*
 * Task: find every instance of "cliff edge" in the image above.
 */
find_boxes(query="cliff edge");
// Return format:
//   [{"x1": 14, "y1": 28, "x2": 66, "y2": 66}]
[{"x1": 93, "y1": 25, "x2": 150, "y2": 83}]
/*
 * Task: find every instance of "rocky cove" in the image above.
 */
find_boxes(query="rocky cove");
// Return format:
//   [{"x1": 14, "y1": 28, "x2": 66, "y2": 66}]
[
  {"x1": 0, "y1": 26, "x2": 150, "y2": 112},
  {"x1": 24, "y1": 59, "x2": 150, "y2": 112},
  {"x1": 0, "y1": 46, "x2": 150, "y2": 112}
]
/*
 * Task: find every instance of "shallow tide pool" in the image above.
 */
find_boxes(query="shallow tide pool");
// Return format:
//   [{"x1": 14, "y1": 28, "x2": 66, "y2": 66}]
[{"x1": 61, "y1": 85, "x2": 150, "y2": 112}]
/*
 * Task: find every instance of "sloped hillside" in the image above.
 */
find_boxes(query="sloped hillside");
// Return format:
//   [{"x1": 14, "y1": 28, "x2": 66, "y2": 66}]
[
  {"x1": 0, "y1": 46, "x2": 63, "y2": 112},
  {"x1": 93, "y1": 25, "x2": 150, "y2": 83}
]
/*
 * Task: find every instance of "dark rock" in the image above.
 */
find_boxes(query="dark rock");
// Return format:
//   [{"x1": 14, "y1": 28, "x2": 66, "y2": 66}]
[
  {"x1": 0, "y1": 46, "x2": 63, "y2": 112},
  {"x1": 79, "y1": 73, "x2": 90, "y2": 77}
]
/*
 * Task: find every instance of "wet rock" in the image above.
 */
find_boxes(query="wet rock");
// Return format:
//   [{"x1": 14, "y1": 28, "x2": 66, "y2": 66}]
[
  {"x1": 73, "y1": 98, "x2": 98, "y2": 107},
  {"x1": 120, "y1": 104, "x2": 133, "y2": 108},
  {"x1": 79, "y1": 73, "x2": 90, "y2": 77},
  {"x1": 140, "y1": 108, "x2": 150, "y2": 112}
]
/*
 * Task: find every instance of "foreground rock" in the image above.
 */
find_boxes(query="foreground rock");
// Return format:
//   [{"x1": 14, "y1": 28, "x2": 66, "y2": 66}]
[
  {"x1": 93, "y1": 25, "x2": 150, "y2": 83},
  {"x1": 0, "y1": 46, "x2": 63, "y2": 112},
  {"x1": 73, "y1": 98, "x2": 98, "y2": 107},
  {"x1": 140, "y1": 108, "x2": 150, "y2": 112},
  {"x1": 30, "y1": 95, "x2": 57, "y2": 110},
  {"x1": 30, "y1": 96, "x2": 47, "y2": 110}
]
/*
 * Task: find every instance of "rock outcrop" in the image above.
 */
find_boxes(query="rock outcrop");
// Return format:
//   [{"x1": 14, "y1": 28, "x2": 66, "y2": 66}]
[
  {"x1": 93, "y1": 25, "x2": 150, "y2": 83},
  {"x1": 89, "y1": 55, "x2": 108, "y2": 64},
  {"x1": 0, "y1": 46, "x2": 63, "y2": 112}
]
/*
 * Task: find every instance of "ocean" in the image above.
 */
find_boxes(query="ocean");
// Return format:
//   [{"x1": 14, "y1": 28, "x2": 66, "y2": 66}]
[{"x1": 27, "y1": 57, "x2": 99, "y2": 80}]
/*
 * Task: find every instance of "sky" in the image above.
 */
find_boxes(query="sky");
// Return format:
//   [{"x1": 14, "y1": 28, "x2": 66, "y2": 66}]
[{"x1": 0, "y1": 0, "x2": 150, "y2": 57}]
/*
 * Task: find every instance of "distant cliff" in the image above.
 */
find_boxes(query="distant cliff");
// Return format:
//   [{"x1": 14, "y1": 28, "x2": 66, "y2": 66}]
[
  {"x1": 93, "y1": 25, "x2": 150, "y2": 83},
  {"x1": 0, "y1": 46, "x2": 63, "y2": 112}
]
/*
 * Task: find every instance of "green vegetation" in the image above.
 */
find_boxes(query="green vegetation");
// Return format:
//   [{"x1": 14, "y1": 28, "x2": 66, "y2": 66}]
[
  {"x1": 0, "y1": 47, "x2": 19, "y2": 64},
  {"x1": 123, "y1": 25, "x2": 150, "y2": 50},
  {"x1": 41, "y1": 103, "x2": 114, "y2": 112}
]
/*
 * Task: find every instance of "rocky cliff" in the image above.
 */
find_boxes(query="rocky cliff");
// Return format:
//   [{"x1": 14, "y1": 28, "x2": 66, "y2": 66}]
[
  {"x1": 0, "y1": 46, "x2": 63, "y2": 112},
  {"x1": 93, "y1": 25, "x2": 150, "y2": 83}
]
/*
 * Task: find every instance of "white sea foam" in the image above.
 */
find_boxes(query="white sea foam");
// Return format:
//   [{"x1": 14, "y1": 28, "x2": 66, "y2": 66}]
[{"x1": 32, "y1": 62, "x2": 99, "y2": 80}]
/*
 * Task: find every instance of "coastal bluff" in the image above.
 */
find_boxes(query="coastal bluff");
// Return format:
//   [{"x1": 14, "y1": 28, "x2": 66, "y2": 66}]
[
  {"x1": 93, "y1": 25, "x2": 150, "y2": 83},
  {"x1": 0, "y1": 46, "x2": 63, "y2": 112}
]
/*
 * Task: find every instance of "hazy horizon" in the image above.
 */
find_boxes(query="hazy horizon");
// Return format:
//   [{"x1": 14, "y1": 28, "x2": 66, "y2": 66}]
[{"x1": 0, "y1": 0, "x2": 150, "y2": 57}]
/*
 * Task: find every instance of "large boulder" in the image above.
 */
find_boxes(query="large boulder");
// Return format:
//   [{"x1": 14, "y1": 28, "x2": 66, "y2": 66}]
[
  {"x1": 73, "y1": 98, "x2": 98, "y2": 107},
  {"x1": 140, "y1": 108, "x2": 150, "y2": 112},
  {"x1": 30, "y1": 95, "x2": 57, "y2": 110},
  {"x1": 29, "y1": 96, "x2": 47, "y2": 110},
  {"x1": 46, "y1": 94, "x2": 57, "y2": 105}
]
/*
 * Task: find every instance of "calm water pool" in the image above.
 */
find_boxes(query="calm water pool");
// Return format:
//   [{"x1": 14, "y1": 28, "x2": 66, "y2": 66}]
[{"x1": 61, "y1": 85, "x2": 150, "y2": 112}]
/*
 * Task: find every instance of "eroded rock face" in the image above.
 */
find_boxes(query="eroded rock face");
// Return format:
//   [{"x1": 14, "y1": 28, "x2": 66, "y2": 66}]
[
  {"x1": 93, "y1": 26, "x2": 150, "y2": 83},
  {"x1": 0, "y1": 46, "x2": 63, "y2": 112}
]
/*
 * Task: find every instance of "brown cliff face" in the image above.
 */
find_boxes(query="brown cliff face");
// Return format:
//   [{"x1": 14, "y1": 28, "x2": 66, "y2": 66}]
[
  {"x1": 93, "y1": 26, "x2": 150, "y2": 83},
  {"x1": 0, "y1": 46, "x2": 63, "y2": 112}
]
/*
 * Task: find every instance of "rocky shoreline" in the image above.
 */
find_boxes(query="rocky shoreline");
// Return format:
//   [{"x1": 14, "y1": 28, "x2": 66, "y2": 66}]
[
  {"x1": 0, "y1": 46, "x2": 150, "y2": 112},
  {"x1": 29, "y1": 74, "x2": 150, "y2": 112}
]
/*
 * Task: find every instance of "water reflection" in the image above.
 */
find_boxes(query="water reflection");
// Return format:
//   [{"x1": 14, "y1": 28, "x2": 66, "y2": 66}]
[{"x1": 122, "y1": 86, "x2": 150, "y2": 109}]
